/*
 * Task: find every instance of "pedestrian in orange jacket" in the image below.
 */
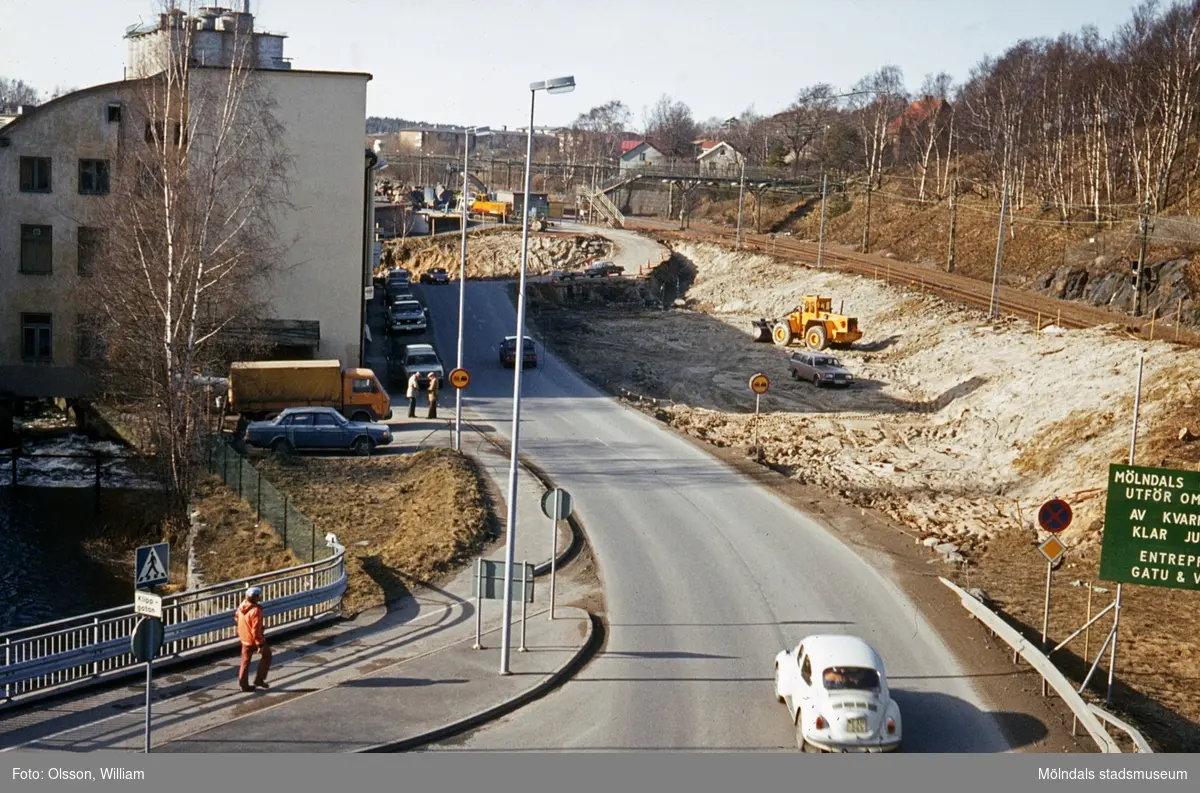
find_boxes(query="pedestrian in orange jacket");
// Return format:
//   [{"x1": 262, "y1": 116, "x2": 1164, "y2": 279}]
[{"x1": 234, "y1": 586, "x2": 271, "y2": 691}]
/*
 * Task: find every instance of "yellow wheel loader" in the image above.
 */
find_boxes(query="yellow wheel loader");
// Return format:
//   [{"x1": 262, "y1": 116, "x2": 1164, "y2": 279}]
[{"x1": 750, "y1": 295, "x2": 863, "y2": 351}]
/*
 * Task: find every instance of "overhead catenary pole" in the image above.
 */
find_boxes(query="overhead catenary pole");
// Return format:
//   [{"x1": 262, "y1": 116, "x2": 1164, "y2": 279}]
[
  {"x1": 1108, "y1": 349, "x2": 1143, "y2": 705},
  {"x1": 1133, "y1": 205, "x2": 1152, "y2": 318},
  {"x1": 989, "y1": 182, "x2": 1009, "y2": 320},
  {"x1": 736, "y1": 156, "x2": 746, "y2": 249},
  {"x1": 946, "y1": 175, "x2": 958, "y2": 273},
  {"x1": 817, "y1": 172, "x2": 829, "y2": 268}
]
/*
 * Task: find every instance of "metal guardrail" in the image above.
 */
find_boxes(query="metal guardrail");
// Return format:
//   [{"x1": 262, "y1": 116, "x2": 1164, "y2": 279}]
[
  {"x1": 1, "y1": 535, "x2": 346, "y2": 709},
  {"x1": 939, "y1": 577, "x2": 1151, "y2": 753}
]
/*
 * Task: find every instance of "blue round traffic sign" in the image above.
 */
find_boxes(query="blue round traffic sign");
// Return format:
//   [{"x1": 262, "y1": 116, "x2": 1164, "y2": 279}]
[{"x1": 1038, "y1": 499, "x2": 1073, "y2": 534}]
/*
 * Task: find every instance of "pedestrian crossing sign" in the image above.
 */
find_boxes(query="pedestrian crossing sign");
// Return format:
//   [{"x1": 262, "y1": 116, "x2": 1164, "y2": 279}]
[{"x1": 135, "y1": 542, "x2": 170, "y2": 588}]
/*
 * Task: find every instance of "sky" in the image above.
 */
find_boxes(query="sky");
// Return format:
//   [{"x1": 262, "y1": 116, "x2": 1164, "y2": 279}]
[{"x1": 1, "y1": 0, "x2": 1145, "y2": 130}]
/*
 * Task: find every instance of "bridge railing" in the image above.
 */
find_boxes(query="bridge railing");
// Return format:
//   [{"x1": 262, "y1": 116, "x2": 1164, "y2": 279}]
[{"x1": 0, "y1": 535, "x2": 346, "y2": 710}]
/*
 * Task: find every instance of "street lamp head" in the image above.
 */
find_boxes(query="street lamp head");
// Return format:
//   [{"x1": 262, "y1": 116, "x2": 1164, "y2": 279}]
[
  {"x1": 531, "y1": 75, "x2": 576, "y2": 94},
  {"x1": 472, "y1": 125, "x2": 492, "y2": 137}
]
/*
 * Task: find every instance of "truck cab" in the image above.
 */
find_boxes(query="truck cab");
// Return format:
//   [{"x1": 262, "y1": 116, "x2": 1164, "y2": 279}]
[{"x1": 344, "y1": 368, "x2": 391, "y2": 422}]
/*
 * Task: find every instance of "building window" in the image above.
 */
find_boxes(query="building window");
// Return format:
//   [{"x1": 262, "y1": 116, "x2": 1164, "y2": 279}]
[
  {"x1": 20, "y1": 224, "x2": 53, "y2": 274},
  {"x1": 106, "y1": 103, "x2": 122, "y2": 123},
  {"x1": 79, "y1": 159, "x2": 111, "y2": 195},
  {"x1": 21, "y1": 313, "x2": 53, "y2": 363},
  {"x1": 19, "y1": 156, "x2": 51, "y2": 192},
  {"x1": 144, "y1": 120, "x2": 183, "y2": 145},
  {"x1": 78, "y1": 226, "x2": 105, "y2": 276}
]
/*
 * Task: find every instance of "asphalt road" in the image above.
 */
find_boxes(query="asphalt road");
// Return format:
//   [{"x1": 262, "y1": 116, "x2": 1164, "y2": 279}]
[{"x1": 409, "y1": 269, "x2": 1014, "y2": 752}]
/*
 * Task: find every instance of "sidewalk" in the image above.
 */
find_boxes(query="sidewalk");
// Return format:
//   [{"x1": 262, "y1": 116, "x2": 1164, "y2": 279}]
[{"x1": 0, "y1": 420, "x2": 588, "y2": 753}]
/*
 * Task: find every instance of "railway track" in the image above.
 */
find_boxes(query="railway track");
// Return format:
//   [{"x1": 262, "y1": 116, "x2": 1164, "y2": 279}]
[{"x1": 626, "y1": 218, "x2": 1200, "y2": 346}]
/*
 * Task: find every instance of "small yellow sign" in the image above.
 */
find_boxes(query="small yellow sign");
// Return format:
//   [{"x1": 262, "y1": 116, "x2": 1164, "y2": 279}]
[
  {"x1": 449, "y1": 368, "x2": 471, "y2": 389},
  {"x1": 1038, "y1": 536, "x2": 1066, "y2": 564},
  {"x1": 749, "y1": 373, "x2": 770, "y2": 394}
]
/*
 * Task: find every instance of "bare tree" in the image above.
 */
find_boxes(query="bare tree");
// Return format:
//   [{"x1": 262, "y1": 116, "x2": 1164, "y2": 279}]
[
  {"x1": 644, "y1": 94, "x2": 698, "y2": 158},
  {"x1": 84, "y1": 2, "x2": 292, "y2": 531},
  {"x1": 772, "y1": 84, "x2": 838, "y2": 174},
  {"x1": 900, "y1": 73, "x2": 955, "y2": 201},
  {"x1": 1113, "y1": 0, "x2": 1200, "y2": 211},
  {"x1": 0, "y1": 76, "x2": 40, "y2": 107},
  {"x1": 850, "y1": 66, "x2": 908, "y2": 252}
]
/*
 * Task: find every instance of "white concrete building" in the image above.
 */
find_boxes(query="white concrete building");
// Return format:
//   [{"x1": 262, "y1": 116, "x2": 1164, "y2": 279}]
[{"x1": 0, "y1": 5, "x2": 371, "y2": 400}]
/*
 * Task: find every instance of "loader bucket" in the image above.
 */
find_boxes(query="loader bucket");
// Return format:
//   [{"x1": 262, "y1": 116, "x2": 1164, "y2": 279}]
[{"x1": 750, "y1": 319, "x2": 773, "y2": 343}]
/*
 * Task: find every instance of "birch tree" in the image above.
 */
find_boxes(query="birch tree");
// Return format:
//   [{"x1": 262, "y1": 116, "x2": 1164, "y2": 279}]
[
  {"x1": 84, "y1": 2, "x2": 292, "y2": 530},
  {"x1": 850, "y1": 66, "x2": 907, "y2": 252}
]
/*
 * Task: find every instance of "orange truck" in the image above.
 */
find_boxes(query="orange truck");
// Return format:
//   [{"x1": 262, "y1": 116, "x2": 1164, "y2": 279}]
[{"x1": 227, "y1": 360, "x2": 391, "y2": 423}]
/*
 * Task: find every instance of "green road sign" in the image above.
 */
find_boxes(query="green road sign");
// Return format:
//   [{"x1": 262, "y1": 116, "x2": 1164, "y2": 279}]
[{"x1": 1099, "y1": 463, "x2": 1200, "y2": 591}]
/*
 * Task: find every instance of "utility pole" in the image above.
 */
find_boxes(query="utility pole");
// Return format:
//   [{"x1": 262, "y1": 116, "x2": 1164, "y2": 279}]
[
  {"x1": 988, "y1": 181, "x2": 1009, "y2": 321},
  {"x1": 1133, "y1": 203, "x2": 1152, "y2": 318},
  {"x1": 946, "y1": 175, "x2": 958, "y2": 273},
  {"x1": 817, "y1": 172, "x2": 828, "y2": 267},
  {"x1": 736, "y1": 157, "x2": 747, "y2": 249}
]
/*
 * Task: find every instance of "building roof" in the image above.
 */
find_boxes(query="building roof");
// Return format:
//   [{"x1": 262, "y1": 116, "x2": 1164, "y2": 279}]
[
  {"x1": 0, "y1": 78, "x2": 149, "y2": 137},
  {"x1": 696, "y1": 141, "x2": 743, "y2": 161},
  {"x1": 620, "y1": 139, "x2": 643, "y2": 154},
  {"x1": 621, "y1": 140, "x2": 666, "y2": 160}
]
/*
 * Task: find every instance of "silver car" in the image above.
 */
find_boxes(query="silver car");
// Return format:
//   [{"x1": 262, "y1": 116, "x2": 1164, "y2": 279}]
[
  {"x1": 388, "y1": 299, "x2": 427, "y2": 333},
  {"x1": 788, "y1": 352, "x2": 854, "y2": 387}
]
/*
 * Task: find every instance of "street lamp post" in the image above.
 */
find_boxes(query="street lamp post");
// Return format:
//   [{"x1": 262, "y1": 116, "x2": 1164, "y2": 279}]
[
  {"x1": 455, "y1": 126, "x2": 490, "y2": 452},
  {"x1": 499, "y1": 75, "x2": 575, "y2": 676}
]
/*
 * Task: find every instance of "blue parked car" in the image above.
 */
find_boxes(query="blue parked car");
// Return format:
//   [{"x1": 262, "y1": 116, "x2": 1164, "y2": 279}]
[{"x1": 244, "y1": 406, "x2": 392, "y2": 456}]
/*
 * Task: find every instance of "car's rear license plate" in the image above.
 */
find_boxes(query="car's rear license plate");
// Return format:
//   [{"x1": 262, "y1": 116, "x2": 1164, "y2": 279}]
[{"x1": 845, "y1": 717, "x2": 868, "y2": 734}]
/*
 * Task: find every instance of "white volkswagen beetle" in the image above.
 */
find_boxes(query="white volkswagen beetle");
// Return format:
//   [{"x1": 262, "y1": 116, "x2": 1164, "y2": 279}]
[{"x1": 774, "y1": 634, "x2": 902, "y2": 752}]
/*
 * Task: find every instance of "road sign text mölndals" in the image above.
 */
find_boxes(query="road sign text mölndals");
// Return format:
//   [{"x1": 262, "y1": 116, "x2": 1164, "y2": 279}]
[{"x1": 1099, "y1": 463, "x2": 1200, "y2": 591}]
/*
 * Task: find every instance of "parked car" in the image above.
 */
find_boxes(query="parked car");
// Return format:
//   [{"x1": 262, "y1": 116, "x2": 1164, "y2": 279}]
[
  {"x1": 385, "y1": 269, "x2": 411, "y2": 300},
  {"x1": 399, "y1": 343, "x2": 445, "y2": 387},
  {"x1": 549, "y1": 269, "x2": 578, "y2": 284},
  {"x1": 499, "y1": 335, "x2": 537, "y2": 369},
  {"x1": 774, "y1": 635, "x2": 901, "y2": 753},
  {"x1": 788, "y1": 351, "x2": 854, "y2": 387},
  {"x1": 388, "y1": 299, "x2": 428, "y2": 334},
  {"x1": 584, "y1": 261, "x2": 624, "y2": 278},
  {"x1": 421, "y1": 267, "x2": 450, "y2": 285},
  {"x1": 244, "y1": 406, "x2": 391, "y2": 457}
]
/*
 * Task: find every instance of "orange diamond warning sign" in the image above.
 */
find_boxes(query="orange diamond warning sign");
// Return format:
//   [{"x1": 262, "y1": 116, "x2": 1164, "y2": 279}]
[{"x1": 1038, "y1": 536, "x2": 1066, "y2": 564}]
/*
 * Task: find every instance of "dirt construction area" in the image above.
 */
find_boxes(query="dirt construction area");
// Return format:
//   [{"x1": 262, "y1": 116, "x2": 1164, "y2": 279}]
[
  {"x1": 381, "y1": 227, "x2": 612, "y2": 281},
  {"x1": 528, "y1": 239, "x2": 1200, "y2": 751}
]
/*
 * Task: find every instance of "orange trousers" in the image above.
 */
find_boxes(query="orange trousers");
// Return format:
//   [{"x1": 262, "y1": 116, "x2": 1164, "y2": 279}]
[{"x1": 238, "y1": 643, "x2": 272, "y2": 687}]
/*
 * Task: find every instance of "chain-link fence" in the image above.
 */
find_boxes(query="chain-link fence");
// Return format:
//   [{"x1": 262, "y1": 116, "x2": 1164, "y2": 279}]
[{"x1": 206, "y1": 440, "x2": 330, "y2": 564}]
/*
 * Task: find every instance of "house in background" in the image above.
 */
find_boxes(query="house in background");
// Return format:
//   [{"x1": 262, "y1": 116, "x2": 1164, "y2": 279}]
[
  {"x1": 619, "y1": 140, "x2": 668, "y2": 172},
  {"x1": 696, "y1": 141, "x2": 745, "y2": 176},
  {"x1": 0, "y1": 3, "x2": 372, "y2": 401}
]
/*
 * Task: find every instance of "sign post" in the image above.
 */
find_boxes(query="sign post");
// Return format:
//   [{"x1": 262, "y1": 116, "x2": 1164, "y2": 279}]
[
  {"x1": 130, "y1": 616, "x2": 165, "y2": 753},
  {"x1": 134, "y1": 542, "x2": 170, "y2": 590},
  {"x1": 748, "y1": 373, "x2": 770, "y2": 456},
  {"x1": 449, "y1": 368, "x2": 471, "y2": 452},
  {"x1": 540, "y1": 487, "x2": 574, "y2": 620},
  {"x1": 471, "y1": 560, "x2": 534, "y2": 654},
  {"x1": 1037, "y1": 498, "x2": 1072, "y2": 647}
]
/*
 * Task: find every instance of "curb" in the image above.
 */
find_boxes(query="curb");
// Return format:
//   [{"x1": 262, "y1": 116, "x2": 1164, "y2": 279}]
[
  {"x1": 355, "y1": 608, "x2": 604, "y2": 753},
  {"x1": 460, "y1": 418, "x2": 579, "y2": 577}
]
